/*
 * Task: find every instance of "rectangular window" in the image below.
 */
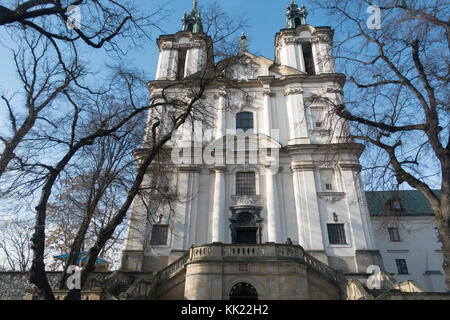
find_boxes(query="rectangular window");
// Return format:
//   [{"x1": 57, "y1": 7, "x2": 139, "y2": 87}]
[
  {"x1": 302, "y1": 43, "x2": 315, "y2": 75},
  {"x1": 315, "y1": 121, "x2": 322, "y2": 128},
  {"x1": 395, "y1": 259, "x2": 409, "y2": 274},
  {"x1": 236, "y1": 172, "x2": 256, "y2": 196},
  {"x1": 327, "y1": 223, "x2": 347, "y2": 245},
  {"x1": 236, "y1": 112, "x2": 254, "y2": 132},
  {"x1": 325, "y1": 183, "x2": 333, "y2": 191},
  {"x1": 150, "y1": 224, "x2": 169, "y2": 245},
  {"x1": 388, "y1": 227, "x2": 401, "y2": 241},
  {"x1": 176, "y1": 48, "x2": 187, "y2": 80}
]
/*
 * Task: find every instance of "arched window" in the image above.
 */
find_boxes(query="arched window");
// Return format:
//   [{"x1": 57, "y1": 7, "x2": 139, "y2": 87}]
[
  {"x1": 236, "y1": 112, "x2": 254, "y2": 132},
  {"x1": 236, "y1": 171, "x2": 256, "y2": 195},
  {"x1": 229, "y1": 282, "x2": 258, "y2": 300}
]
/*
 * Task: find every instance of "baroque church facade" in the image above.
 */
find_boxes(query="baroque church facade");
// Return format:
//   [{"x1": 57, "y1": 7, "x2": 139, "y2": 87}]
[{"x1": 116, "y1": 2, "x2": 448, "y2": 300}]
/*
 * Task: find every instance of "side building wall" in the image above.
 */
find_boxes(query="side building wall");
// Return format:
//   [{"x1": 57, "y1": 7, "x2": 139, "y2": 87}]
[{"x1": 370, "y1": 215, "x2": 448, "y2": 293}]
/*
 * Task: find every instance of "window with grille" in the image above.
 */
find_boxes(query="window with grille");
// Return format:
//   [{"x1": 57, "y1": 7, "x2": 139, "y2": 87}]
[
  {"x1": 327, "y1": 223, "x2": 347, "y2": 245},
  {"x1": 395, "y1": 259, "x2": 409, "y2": 274},
  {"x1": 236, "y1": 172, "x2": 256, "y2": 195},
  {"x1": 388, "y1": 227, "x2": 400, "y2": 241},
  {"x1": 150, "y1": 224, "x2": 169, "y2": 245},
  {"x1": 236, "y1": 112, "x2": 254, "y2": 132}
]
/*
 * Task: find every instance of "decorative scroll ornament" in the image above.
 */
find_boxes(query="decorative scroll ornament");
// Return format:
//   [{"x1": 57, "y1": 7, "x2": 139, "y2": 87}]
[
  {"x1": 230, "y1": 195, "x2": 261, "y2": 207},
  {"x1": 284, "y1": 87, "x2": 303, "y2": 96},
  {"x1": 317, "y1": 192, "x2": 346, "y2": 203}
]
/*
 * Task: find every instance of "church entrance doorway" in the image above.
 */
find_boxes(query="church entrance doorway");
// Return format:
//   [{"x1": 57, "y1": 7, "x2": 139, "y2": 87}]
[
  {"x1": 229, "y1": 282, "x2": 258, "y2": 300},
  {"x1": 230, "y1": 210, "x2": 263, "y2": 244},
  {"x1": 235, "y1": 227, "x2": 257, "y2": 244}
]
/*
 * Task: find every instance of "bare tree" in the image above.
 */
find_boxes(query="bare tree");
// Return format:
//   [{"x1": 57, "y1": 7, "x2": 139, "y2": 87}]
[
  {"x1": 0, "y1": 1, "x2": 167, "y2": 49},
  {"x1": 312, "y1": 0, "x2": 449, "y2": 287},
  {"x1": 0, "y1": 218, "x2": 33, "y2": 271},
  {"x1": 0, "y1": 31, "x2": 78, "y2": 181},
  {"x1": 0, "y1": 1, "x2": 249, "y2": 300},
  {"x1": 0, "y1": 1, "x2": 168, "y2": 182}
]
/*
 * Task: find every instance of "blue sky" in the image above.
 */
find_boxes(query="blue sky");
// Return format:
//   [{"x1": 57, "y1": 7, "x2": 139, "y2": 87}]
[
  {"x1": 0, "y1": 0, "x2": 332, "y2": 131},
  {"x1": 128, "y1": 0, "x2": 330, "y2": 78}
]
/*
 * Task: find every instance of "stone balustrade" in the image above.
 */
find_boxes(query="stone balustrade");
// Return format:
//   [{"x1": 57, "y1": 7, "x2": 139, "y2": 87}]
[
  {"x1": 153, "y1": 243, "x2": 339, "y2": 287},
  {"x1": 155, "y1": 253, "x2": 190, "y2": 284},
  {"x1": 188, "y1": 243, "x2": 338, "y2": 283}
]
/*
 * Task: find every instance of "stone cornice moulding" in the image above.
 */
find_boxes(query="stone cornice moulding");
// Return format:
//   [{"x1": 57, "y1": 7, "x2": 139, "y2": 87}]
[
  {"x1": 291, "y1": 161, "x2": 315, "y2": 172},
  {"x1": 214, "y1": 165, "x2": 227, "y2": 173},
  {"x1": 157, "y1": 31, "x2": 212, "y2": 48},
  {"x1": 281, "y1": 35, "x2": 331, "y2": 46},
  {"x1": 339, "y1": 163, "x2": 363, "y2": 172},
  {"x1": 275, "y1": 25, "x2": 334, "y2": 47},
  {"x1": 284, "y1": 143, "x2": 365, "y2": 157},
  {"x1": 147, "y1": 73, "x2": 347, "y2": 91},
  {"x1": 178, "y1": 165, "x2": 202, "y2": 173}
]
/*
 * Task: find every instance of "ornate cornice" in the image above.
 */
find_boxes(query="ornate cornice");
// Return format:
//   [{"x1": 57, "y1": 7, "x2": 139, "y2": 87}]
[
  {"x1": 284, "y1": 87, "x2": 303, "y2": 96},
  {"x1": 160, "y1": 42, "x2": 203, "y2": 51},
  {"x1": 280, "y1": 35, "x2": 331, "y2": 46}
]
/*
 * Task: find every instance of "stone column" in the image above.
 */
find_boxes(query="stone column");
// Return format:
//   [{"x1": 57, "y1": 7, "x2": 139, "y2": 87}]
[
  {"x1": 291, "y1": 168, "x2": 305, "y2": 246},
  {"x1": 180, "y1": 166, "x2": 200, "y2": 248},
  {"x1": 265, "y1": 166, "x2": 280, "y2": 243},
  {"x1": 211, "y1": 167, "x2": 226, "y2": 242},
  {"x1": 284, "y1": 87, "x2": 309, "y2": 144},
  {"x1": 295, "y1": 42, "x2": 306, "y2": 72},
  {"x1": 291, "y1": 162, "x2": 324, "y2": 251},
  {"x1": 262, "y1": 88, "x2": 272, "y2": 136},
  {"x1": 216, "y1": 88, "x2": 227, "y2": 140},
  {"x1": 339, "y1": 163, "x2": 373, "y2": 250}
]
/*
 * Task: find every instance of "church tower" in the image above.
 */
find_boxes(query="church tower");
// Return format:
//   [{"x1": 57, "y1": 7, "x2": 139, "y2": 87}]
[
  {"x1": 120, "y1": 1, "x2": 383, "y2": 299},
  {"x1": 155, "y1": 1, "x2": 212, "y2": 81}
]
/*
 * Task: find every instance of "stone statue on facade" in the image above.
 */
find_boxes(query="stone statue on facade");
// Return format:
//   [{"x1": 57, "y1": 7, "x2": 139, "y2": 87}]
[
  {"x1": 181, "y1": 0, "x2": 203, "y2": 34},
  {"x1": 285, "y1": 1, "x2": 308, "y2": 29}
]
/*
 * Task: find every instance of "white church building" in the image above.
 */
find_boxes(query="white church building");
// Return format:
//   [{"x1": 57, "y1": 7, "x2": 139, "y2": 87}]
[{"x1": 118, "y1": 1, "x2": 448, "y2": 299}]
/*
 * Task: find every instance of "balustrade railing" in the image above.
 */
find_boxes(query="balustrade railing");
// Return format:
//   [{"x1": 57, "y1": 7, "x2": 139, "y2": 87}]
[
  {"x1": 154, "y1": 243, "x2": 339, "y2": 286},
  {"x1": 155, "y1": 253, "x2": 189, "y2": 284},
  {"x1": 187, "y1": 243, "x2": 338, "y2": 283}
]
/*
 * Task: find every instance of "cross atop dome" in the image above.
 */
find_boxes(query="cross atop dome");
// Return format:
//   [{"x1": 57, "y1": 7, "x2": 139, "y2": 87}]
[
  {"x1": 286, "y1": 1, "x2": 308, "y2": 29},
  {"x1": 182, "y1": 0, "x2": 203, "y2": 33}
]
